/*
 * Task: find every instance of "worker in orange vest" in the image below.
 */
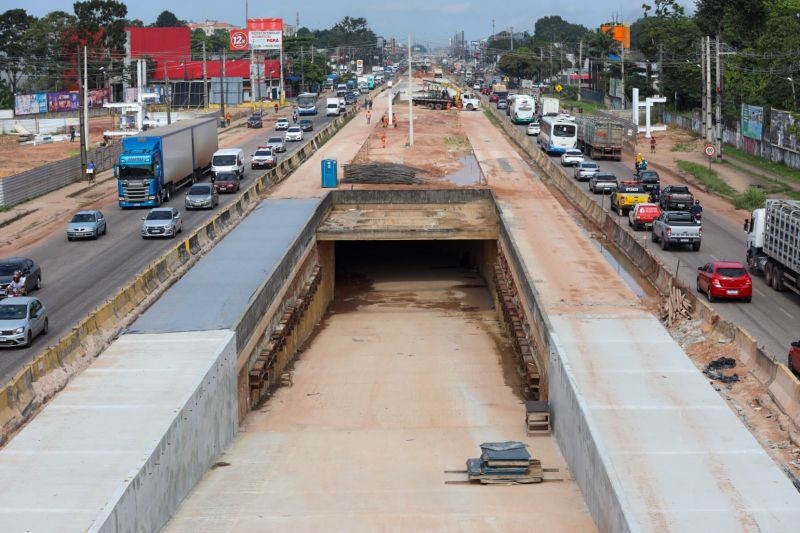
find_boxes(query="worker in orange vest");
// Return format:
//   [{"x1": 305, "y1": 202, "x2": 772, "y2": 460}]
[
  {"x1": 225, "y1": 112, "x2": 232, "y2": 126},
  {"x1": 381, "y1": 131, "x2": 386, "y2": 149}
]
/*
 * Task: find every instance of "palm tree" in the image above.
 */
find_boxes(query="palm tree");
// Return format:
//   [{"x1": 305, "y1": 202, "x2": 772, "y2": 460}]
[{"x1": 587, "y1": 29, "x2": 621, "y2": 92}]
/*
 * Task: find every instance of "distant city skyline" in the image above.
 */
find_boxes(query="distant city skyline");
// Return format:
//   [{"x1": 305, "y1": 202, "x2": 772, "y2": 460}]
[{"x1": 24, "y1": 1, "x2": 695, "y2": 46}]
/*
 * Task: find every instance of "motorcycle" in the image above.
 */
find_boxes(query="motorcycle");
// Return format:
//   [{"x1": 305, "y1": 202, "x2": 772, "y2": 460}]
[{"x1": 691, "y1": 211, "x2": 702, "y2": 222}]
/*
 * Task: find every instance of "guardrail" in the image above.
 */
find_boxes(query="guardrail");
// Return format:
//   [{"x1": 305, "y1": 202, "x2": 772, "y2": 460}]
[
  {"x1": 482, "y1": 100, "x2": 800, "y2": 430},
  {"x1": 0, "y1": 105, "x2": 358, "y2": 444}
]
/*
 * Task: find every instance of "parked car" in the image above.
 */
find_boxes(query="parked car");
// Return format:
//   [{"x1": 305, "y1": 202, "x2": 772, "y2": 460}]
[
  {"x1": 275, "y1": 118, "x2": 289, "y2": 130},
  {"x1": 659, "y1": 185, "x2": 694, "y2": 211},
  {"x1": 298, "y1": 119, "x2": 314, "y2": 132},
  {"x1": 285, "y1": 126, "x2": 303, "y2": 142},
  {"x1": 66, "y1": 209, "x2": 107, "y2": 241},
  {"x1": 0, "y1": 258, "x2": 42, "y2": 297},
  {"x1": 266, "y1": 136, "x2": 286, "y2": 153},
  {"x1": 628, "y1": 203, "x2": 662, "y2": 230},
  {"x1": 184, "y1": 183, "x2": 218, "y2": 210},
  {"x1": 0, "y1": 296, "x2": 48, "y2": 348},
  {"x1": 250, "y1": 146, "x2": 277, "y2": 169},
  {"x1": 589, "y1": 173, "x2": 618, "y2": 194},
  {"x1": 651, "y1": 211, "x2": 702, "y2": 251},
  {"x1": 696, "y1": 261, "x2": 752, "y2": 302},
  {"x1": 246, "y1": 113, "x2": 263, "y2": 128},
  {"x1": 496, "y1": 99, "x2": 508, "y2": 110},
  {"x1": 560, "y1": 148, "x2": 584, "y2": 167},
  {"x1": 526, "y1": 122, "x2": 540, "y2": 136},
  {"x1": 573, "y1": 161, "x2": 599, "y2": 181},
  {"x1": 789, "y1": 341, "x2": 800, "y2": 376},
  {"x1": 141, "y1": 207, "x2": 182, "y2": 239},
  {"x1": 213, "y1": 172, "x2": 241, "y2": 194}
]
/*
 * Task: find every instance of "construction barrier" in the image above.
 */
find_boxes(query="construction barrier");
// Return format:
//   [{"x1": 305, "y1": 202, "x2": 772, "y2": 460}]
[
  {"x1": 0, "y1": 105, "x2": 359, "y2": 444},
  {"x1": 483, "y1": 99, "x2": 800, "y2": 429}
]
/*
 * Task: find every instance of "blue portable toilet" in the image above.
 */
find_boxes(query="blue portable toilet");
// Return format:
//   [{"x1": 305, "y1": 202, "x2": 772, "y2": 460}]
[{"x1": 321, "y1": 159, "x2": 338, "y2": 188}]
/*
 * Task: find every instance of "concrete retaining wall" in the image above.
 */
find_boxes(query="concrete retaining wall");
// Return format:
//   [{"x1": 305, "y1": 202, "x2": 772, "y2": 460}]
[{"x1": 0, "y1": 106, "x2": 358, "y2": 445}]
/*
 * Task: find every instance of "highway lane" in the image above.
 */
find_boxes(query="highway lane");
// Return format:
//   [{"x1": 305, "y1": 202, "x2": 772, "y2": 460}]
[
  {"x1": 503, "y1": 115, "x2": 798, "y2": 361},
  {"x1": 0, "y1": 97, "x2": 350, "y2": 381}
]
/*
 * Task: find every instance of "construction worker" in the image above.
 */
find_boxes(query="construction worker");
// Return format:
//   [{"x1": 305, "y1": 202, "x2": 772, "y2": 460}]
[
  {"x1": 635, "y1": 152, "x2": 644, "y2": 172},
  {"x1": 392, "y1": 115, "x2": 398, "y2": 128},
  {"x1": 225, "y1": 111, "x2": 232, "y2": 127},
  {"x1": 381, "y1": 131, "x2": 386, "y2": 149},
  {"x1": 366, "y1": 110, "x2": 372, "y2": 124}
]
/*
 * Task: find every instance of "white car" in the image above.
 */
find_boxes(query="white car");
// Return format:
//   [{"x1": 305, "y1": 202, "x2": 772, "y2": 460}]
[
  {"x1": 526, "y1": 122, "x2": 541, "y2": 136},
  {"x1": 285, "y1": 126, "x2": 303, "y2": 142},
  {"x1": 275, "y1": 118, "x2": 289, "y2": 130},
  {"x1": 560, "y1": 148, "x2": 584, "y2": 167}
]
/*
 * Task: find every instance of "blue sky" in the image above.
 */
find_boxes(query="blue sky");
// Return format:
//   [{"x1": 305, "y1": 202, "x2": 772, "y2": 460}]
[{"x1": 20, "y1": 1, "x2": 695, "y2": 46}]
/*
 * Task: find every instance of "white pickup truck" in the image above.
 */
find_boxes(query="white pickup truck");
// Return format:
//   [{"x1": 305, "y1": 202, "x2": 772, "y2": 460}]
[{"x1": 652, "y1": 211, "x2": 702, "y2": 251}]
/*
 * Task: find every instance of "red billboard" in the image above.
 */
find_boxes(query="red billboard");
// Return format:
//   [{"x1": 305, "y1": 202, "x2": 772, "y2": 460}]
[{"x1": 229, "y1": 29, "x2": 249, "y2": 51}]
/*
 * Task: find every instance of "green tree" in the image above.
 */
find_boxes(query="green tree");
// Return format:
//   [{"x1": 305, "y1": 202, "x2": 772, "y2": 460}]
[
  {"x1": 153, "y1": 10, "x2": 182, "y2": 27},
  {"x1": 498, "y1": 48, "x2": 545, "y2": 81},
  {"x1": 25, "y1": 11, "x2": 78, "y2": 92},
  {"x1": 0, "y1": 9, "x2": 36, "y2": 95},
  {"x1": 533, "y1": 16, "x2": 590, "y2": 46},
  {"x1": 694, "y1": 0, "x2": 767, "y2": 48}
]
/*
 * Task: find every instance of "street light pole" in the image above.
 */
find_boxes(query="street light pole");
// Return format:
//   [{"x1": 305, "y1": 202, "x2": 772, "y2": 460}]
[{"x1": 788, "y1": 77, "x2": 796, "y2": 110}]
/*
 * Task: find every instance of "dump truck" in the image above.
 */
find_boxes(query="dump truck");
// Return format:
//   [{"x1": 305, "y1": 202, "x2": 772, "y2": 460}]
[
  {"x1": 575, "y1": 116, "x2": 624, "y2": 161},
  {"x1": 115, "y1": 117, "x2": 218, "y2": 208},
  {"x1": 745, "y1": 199, "x2": 800, "y2": 295},
  {"x1": 540, "y1": 96, "x2": 559, "y2": 117}
]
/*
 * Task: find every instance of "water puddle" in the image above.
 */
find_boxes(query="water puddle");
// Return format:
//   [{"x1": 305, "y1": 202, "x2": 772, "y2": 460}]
[{"x1": 444, "y1": 154, "x2": 482, "y2": 185}]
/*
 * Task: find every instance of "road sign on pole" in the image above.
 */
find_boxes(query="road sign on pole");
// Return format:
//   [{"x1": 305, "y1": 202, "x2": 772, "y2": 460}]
[{"x1": 704, "y1": 144, "x2": 716, "y2": 157}]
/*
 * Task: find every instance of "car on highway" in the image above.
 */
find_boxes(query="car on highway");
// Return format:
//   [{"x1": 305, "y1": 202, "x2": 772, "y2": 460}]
[
  {"x1": 526, "y1": 122, "x2": 540, "y2": 136},
  {"x1": 560, "y1": 148, "x2": 584, "y2": 167},
  {"x1": 141, "y1": 207, "x2": 182, "y2": 239},
  {"x1": 635, "y1": 170, "x2": 660, "y2": 193},
  {"x1": 489, "y1": 93, "x2": 500, "y2": 103},
  {"x1": 66, "y1": 209, "x2": 107, "y2": 241},
  {"x1": 275, "y1": 118, "x2": 289, "y2": 130},
  {"x1": 589, "y1": 173, "x2": 618, "y2": 194},
  {"x1": 0, "y1": 296, "x2": 48, "y2": 348},
  {"x1": 652, "y1": 211, "x2": 702, "y2": 251},
  {"x1": 250, "y1": 146, "x2": 277, "y2": 169},
  {"x1": 573, "y1": 161, "x2": 599, "y2": 181},
  {"x1": 0, "y1": 258, "x2": 42, "y2": 297},
  {"x1": 696, "y1": 261, "x2": 752, "y2": 303},
  {"x1": 285, "y1": 126, "x2": 304, "y2": 142},
  {"x1": 659, "y1": 185, "x2": 694, "y2": 211},
  {"x1": 246, "y1": 113, "x2": 263, "y2": 128},
  {"x1": 184, "y1": 183, "x2": 219, "y2": 210},
  {"x1": 213, "y1": 172, "x2": 241, "y2": 194},
  {"x1": 266, "y1": 136, "x2": 286, "y2": 153},
  {"x1": 496, "y1": 99, "x2": 508, "y2": 110},
  {"x1": 298, "y1": 119, "x2": 314, "y2": 132},
  {"x1": 628, "y1": 203, "x2": 662, "y2": 230}
]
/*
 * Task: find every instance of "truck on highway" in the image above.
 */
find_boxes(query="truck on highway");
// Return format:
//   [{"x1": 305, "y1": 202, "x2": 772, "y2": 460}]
[
  {"x1": 575, "y1": 116, "x2": 624, "y2": 161},
  {"x1": 745, "y1": 199, "x2": 800, "y2": 295},
  {"x1": 652, "y1": 211, "x2": 702, "y2": 251},
  {"x1": 433, "y1": 67, "x2": 443, "y2": 79},
  {"x1": 540, "y1": 96, "x2": 560, "y2": 117},
  {"x1": 116, "y1": 117, "x2": 218, "y2": 208},
  {"x1": 326, "y1": 97, "x2": 342, "y2": 116}
]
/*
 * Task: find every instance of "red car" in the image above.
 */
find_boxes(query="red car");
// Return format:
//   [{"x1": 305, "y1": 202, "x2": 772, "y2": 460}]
[
  {"x1": 628, "y1": 203, "x2": 661, "y2": 230},
  {"x1": 213, "y1": 172, "x2": 240, "y2": 193},
  {"x1": 696, "y1": 261, "x2": 752, "y2": 302},
  {"x1": 489, "y1": 94, "x2": 499, "y2": 103}
]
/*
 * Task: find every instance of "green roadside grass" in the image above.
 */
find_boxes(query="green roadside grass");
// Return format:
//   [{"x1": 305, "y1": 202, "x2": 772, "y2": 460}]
[
  {"x1": 676, "y1": 159, "x2": 768, "y2": 211},
  {"x1": 724, "y1": 145, "x2": 800, "y2": 184},
  {"x1": 558, "y1": 98, "x2": 607, "y2": 115}
]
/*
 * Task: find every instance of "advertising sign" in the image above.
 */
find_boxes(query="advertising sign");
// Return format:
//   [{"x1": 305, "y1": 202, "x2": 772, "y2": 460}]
[
  {"x1": 770, "y1": 108, "x2": 799, "y2": 153},
  {"x1": 14, "y1": 93, "x2": 47, "y2": 115},
  {"x1": 229, "y1": 29, "x2": 249, "y2": 51},
  {"x1": 741, "y1": 104, "x2": 764, "y2": 140},
  {"x1": 247, "y1": 18, "x2": 283, "y2": 51},
  {"x1": 356, "y1": 59, "x2": 364, "y2": 75},
  {"x1": 46, "y1": 91, "x2": 80, "y2": 113}
]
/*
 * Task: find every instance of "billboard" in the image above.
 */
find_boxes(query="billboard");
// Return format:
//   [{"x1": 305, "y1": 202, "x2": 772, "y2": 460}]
[
  {"x1": 600, "y1": 24, "x2": 631, "y2": 49},
  {"x1": 47, "y1": 91, "x2": 80, "y2": 113},
  {"x1": 356, "y1": 59, "x2": 363, "y2": 75},
  {"x1": 741, "y1": 104, "x2": 764, "y2": 140},
  {"x1": 247, "y1": 18, "x2": 282, "y2": 51},
  {"x1": 770, "y1": 108, "x2": 799, "y2": 153},
  {"x1": 14, "y1": 93, "x2": 47, "y2": 115},
  {"x1": 229, "y1": 29, "x2": 249, "y2": 51}
]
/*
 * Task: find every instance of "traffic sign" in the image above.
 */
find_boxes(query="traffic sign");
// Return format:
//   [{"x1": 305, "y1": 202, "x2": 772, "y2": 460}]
[
  {"x1": 704, "y1": 144, "x2": 716, "y2": 157},
  {"x1": 555, "y1": 84, "x2": 563, "y2": 93}
]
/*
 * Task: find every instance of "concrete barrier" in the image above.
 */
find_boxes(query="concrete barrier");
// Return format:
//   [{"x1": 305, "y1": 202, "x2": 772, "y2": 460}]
[
  {"x1": 483, "y1": 99, "x2": 800, "y2": 429},
  {"x1": 0, "y1": 104, "x2": 359, "y2": 445}
]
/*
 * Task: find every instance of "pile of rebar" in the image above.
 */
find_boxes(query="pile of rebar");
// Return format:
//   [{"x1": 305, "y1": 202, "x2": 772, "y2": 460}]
[{"x1": 342, "y1": 163, "x2": 422, "y2": 184}]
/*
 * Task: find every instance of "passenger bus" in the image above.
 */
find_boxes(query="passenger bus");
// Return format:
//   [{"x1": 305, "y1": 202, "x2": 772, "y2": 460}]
[
  {"x1": 538, "y1": 116, "x2": 578, "y2": 154},
  {"x1": 508, "y1": 94, "x2": 535, "y2": 124},
  {"x1": 296, "y1": 93, "x2": 318, "y2": 116}
]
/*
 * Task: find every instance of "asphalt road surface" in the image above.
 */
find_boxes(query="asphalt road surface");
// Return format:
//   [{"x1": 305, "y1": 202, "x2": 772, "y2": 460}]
[
  {"x1": 505, "y1": 116, "x2": 798, "y2": 361},
  {"x1": 0, "y1": 97, "x2": 349, "y2": 382}
]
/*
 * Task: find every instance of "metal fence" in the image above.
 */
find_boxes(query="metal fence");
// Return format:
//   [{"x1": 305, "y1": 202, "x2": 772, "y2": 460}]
[{"x1": 0, "y1": 143, "x2": 122, "y2": 207}]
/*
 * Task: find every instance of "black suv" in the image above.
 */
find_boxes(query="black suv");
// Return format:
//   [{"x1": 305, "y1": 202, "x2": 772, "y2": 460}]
[{"x1": 246, "y1": 113, "x2": 263, "y2": 128}]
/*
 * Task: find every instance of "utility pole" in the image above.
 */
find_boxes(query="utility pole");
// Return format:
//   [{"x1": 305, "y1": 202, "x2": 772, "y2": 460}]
[
  {"x1": 408, "y1": 34, "x2": 414, "y2": 147},
  {"x1": 78, "y1": 46, "x2": 87, "y2": 180},
  {"x1": 658, "y1": 43, "x2": 664, "y2": 95},
  {"x1": 620, "y1": 44, "x2": 626, "y2": 110},
  {"x1": 578, "y1": 40, "x2": 583, "y2": 101},
  {"x1": 492, "y1": 19, "x2": 495, "y2": 42},
  {"x1": 700, "y1": 37, "x2": 706, "y2": 138},
  {"x1": 705, "y1": 36, "x2": 713, "y2": 143},
  {"x1": 715, "y1": 34, "x2": 722, "y2": 160},
  {"x1": 164, "y1": 63, "x2": 171, "y2": 124},
  {"x1": 202, "y1": 41, "x2": 208, "y2": 109},
  {"x1": 279, "y1": 37, "x2": 284, "y2": 104},
  {"x1": 221, "y1": 50, "x2": 227, "y2": 122},
  {"x1": 510, "y1": 27, "x2": 514, "y2": 51},
  {"x1": 301, "y1": 46, "x2": 305, "y2": 92}
]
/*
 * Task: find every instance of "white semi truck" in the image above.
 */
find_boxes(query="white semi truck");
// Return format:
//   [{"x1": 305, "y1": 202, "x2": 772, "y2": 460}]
[{"x1": 745, "y1": 199, "x2": 800, "y2": 295}]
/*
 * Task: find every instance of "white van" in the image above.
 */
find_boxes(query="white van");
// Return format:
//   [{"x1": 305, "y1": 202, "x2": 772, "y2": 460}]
[
  {"x1": 326, "y1": 97, "x2": 341, "y2": 117},
  {"x1": 211, "y1": 148, "x2": 245, "y2": 178}
]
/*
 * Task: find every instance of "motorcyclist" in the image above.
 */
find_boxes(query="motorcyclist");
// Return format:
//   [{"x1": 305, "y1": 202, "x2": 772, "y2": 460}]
[
  {"x1": 7, "y1": 270, "x2": 26, "y2": 297},
  {"x1": 690, "y1": 199, "x2": 703, "y2": 220},
  {"x1": 635, "y1": 152, "x2": 644, "y2": 172}
]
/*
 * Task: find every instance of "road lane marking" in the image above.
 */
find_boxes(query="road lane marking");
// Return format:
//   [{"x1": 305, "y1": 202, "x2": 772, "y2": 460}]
[
  {"x1": 779, "y1": 307, "x2": 794, "y2": 319},
  {"x1": 754, "y1": 288, "x2": 766, "y2": 297},
  {"x1": 709, "y1": 254, "x2": 718, "y2": 261}
]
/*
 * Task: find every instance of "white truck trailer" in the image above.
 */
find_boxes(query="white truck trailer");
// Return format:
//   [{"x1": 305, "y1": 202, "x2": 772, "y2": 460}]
[{"x1": 746, "y1": 199, "x2": 800, "y2": 294}]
